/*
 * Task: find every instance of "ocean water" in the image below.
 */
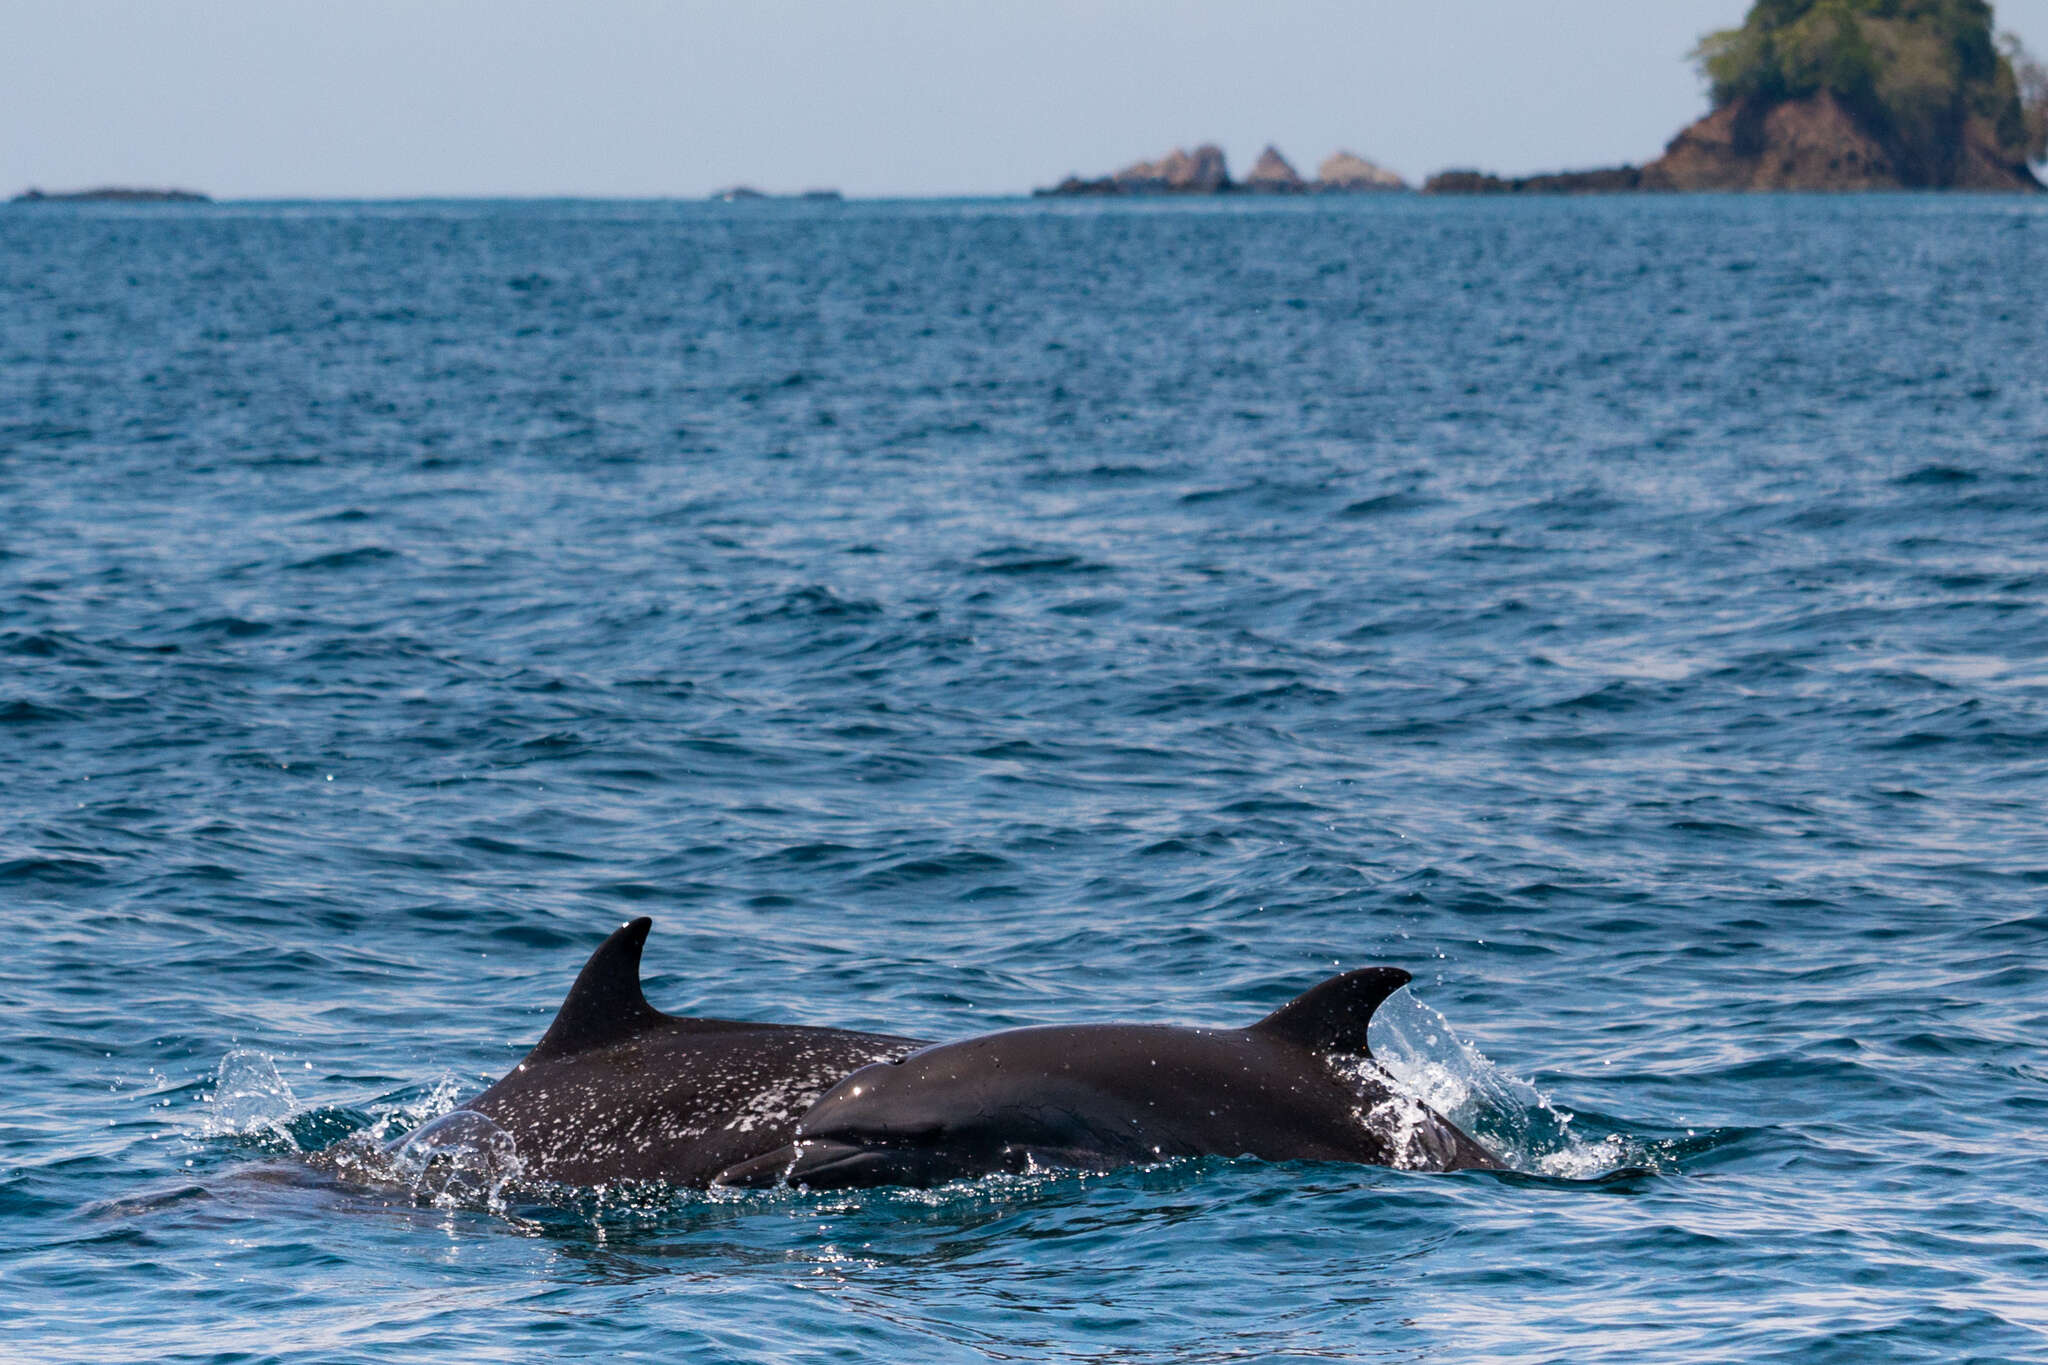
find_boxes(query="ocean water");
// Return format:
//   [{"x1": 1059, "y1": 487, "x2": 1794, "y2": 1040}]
[{"x1": 2, "y1": 193, "x2": 2046, "y2": 1363}]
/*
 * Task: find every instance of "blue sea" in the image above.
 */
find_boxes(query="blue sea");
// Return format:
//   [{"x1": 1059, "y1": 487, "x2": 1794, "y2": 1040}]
[{"x1": 3, "y1": 193, "x2": 2046, "y2": 1363}]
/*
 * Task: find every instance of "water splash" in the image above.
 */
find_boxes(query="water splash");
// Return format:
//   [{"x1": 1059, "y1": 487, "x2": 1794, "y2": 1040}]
[
  {"x1": 202, "y1": 1049, "x2": 300, "y2": 1143},
  {"x1": 1366, "y1": 994, "x2": 1638, "y2": 1178},
  {"x1": 361, "y1": 1074, "x2": 469, "y2": 1144},
  {"x1": 381, "y1": 1110, "x2": 525, "y2": 1211}
]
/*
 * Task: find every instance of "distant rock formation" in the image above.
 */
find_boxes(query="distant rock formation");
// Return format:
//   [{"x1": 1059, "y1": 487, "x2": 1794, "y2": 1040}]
[
  {"x1": 1123, "y1": 144, "x2": 1233, "y2": 193},
  {"x1": 1429, "y1": 90, "x2": 2037, "y2": 195},
  {"x1": 1037, "y1": 143, "x2": 1231, "y2": 196},
  {"x1": 1426, "y1": 1, "x2": 2043, "y2": 193},
  {"x1": 1037, "y1": 144, "x2": 1409, "y2": 196},
  {"x1": 1243, "y1": 146, "x2": 1306, "y2": 192},
  {"x1": 1315, "y1": 151, "x2": 1406, "y2": 191},
  {"x1": 1428, "y1": 101, "x2": 2036, "y2": 195},
  {"x1": 12, "y1": 186, "x2": 209, "y2": 203}
]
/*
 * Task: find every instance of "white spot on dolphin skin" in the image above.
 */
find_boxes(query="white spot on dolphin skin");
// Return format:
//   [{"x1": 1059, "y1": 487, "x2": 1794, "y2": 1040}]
[{"x1": 723, "y1": 1072, "x2": 830, "y2": 1135}]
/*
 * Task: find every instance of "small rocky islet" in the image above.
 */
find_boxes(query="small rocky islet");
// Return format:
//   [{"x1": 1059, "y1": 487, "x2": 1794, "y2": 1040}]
[{"x1": 12, "y1": 186, "x2": 209, "y2": 203}]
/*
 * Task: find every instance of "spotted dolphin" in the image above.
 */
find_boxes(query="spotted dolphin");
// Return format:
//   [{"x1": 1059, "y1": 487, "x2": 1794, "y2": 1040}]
[
  {"x1": 449, "y1": 917, "x2": 926, "y2": 1185},
  {"x1": 715, "y1": 967, "x2": 1500, "y2": 1188}
]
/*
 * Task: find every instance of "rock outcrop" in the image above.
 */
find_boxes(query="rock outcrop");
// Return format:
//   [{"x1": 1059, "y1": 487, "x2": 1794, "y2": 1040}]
[
  {"x1": 1243, "y1": 146, "x2": 1306, "y2": 192},
  {"x1": 1427, "y1": 90, "x2": 2038, "y2": 195},
  {"x1": 1316, "y1": 151, "x2": 1406, "y2": 191},
  {"x1": 1119, "y1": 144, "x2": 1233, "y2": 193},
  {"x1": 1038, "y1": 144, "x2": 1233, "y2": 196},
  {"x1": 1635, "y1": 91, "x2": 1895, "y2": 190},
  {"x1": 1636, "y1": 89, "x2": 2034, "y2": 190}
]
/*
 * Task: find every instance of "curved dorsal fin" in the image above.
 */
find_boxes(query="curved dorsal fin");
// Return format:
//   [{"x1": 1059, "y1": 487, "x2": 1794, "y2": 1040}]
[
  {"x1": 1249, "y1": 966, "x2": 1411, "y2": 1056},
  {"x1": 530, "y1": 917, "x2": 670, "y2": 1058}
]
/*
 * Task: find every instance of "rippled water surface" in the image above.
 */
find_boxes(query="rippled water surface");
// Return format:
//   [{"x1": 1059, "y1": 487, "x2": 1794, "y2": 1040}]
[{"x1": 4, "y1": 194, "x2": 2047, "y2": 1363}]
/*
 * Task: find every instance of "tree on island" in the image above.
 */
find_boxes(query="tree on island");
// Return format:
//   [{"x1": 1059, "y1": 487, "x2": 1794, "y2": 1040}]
[
  {"x1": 2010, "y1": 34, "x2": 2048, "y2": 161},
  {"x1": 1694, "y1": 0, "x2": 2047, "y2": 179}
]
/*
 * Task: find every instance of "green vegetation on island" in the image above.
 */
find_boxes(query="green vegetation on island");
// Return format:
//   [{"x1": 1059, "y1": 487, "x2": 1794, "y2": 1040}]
[
  {"x1": 1695, "y1": 0, "x2": 2048, "y2": 177},
  {"x1": 1427, "y1": 0, "x2": 2044, "y2": 193}
]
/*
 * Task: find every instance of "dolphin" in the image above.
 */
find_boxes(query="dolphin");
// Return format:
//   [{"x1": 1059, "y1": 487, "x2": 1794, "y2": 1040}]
[
  {"x1": 714, "y1": 966, "x2": 1500, "y2": 1189},
  {"x1": 439, "y1": 917, "x2": 926, "y2": 1185}
]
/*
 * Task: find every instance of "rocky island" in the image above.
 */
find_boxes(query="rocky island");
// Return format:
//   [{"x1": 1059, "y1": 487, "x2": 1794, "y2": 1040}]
[
  {"x1": 1037, "y1": 144, "x2": 1406, "y2": 195},
  {"x1": 1429, "y1": 0, "x2": 2047, "y2": 193},
  {"x1": 13, "y1": 186, "x2": 209, "y2": 203}
]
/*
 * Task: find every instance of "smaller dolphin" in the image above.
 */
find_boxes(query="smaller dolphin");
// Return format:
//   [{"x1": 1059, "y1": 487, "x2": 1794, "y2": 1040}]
[{"x1": 715, "y1": 966, "x2": 1500, "y2": 1189}]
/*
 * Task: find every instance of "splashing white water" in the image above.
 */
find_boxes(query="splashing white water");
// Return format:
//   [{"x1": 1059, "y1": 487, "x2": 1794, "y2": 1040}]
[
  {"x1": 363, "y1": 1075, "x2": 469, "y2": 1144},
  {"x1": 384, "y1": 1110, "x2": 525, "y2": 1210},
  {"x1": 1366, "y1": 993, "x2": 1625, "y2": 1178},
  {"x1": 202, "y1": 1049, "x2": 299, "y2": 1143}
]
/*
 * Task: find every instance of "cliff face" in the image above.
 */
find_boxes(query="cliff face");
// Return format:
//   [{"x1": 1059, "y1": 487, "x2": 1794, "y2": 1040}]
[
  {"x1": 1642, "y1": 91, "x2": 1898, "y2": 189},
  {"x1": 1641, "y1": 89, "x2": 2038, "y2": 191}
]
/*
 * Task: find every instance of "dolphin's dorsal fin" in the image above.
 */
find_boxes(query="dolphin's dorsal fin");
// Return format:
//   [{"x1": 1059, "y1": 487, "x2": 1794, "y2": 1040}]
[
  {"x1": 529, "y1": 917, "x2": 671, "y2": 1058},
  {"x1": 1249, "y1": 966, "x2": 1411, "y2": 1056}
]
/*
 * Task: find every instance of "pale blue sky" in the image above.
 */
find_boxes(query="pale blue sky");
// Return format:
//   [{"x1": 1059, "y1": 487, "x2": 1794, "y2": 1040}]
[{"x1": 4, "y1": 1, "x2": 2046, "y2": 198}]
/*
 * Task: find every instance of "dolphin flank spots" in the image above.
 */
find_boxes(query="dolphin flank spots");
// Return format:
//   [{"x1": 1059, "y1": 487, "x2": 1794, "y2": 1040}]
[{"x1": 390, "y1": 918, "x2": 927, "y2": 1186}]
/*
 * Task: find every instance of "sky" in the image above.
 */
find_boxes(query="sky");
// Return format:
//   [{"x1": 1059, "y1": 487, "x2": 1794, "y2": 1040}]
[{"x1": 4, "y1": 0, "x2": 2047, "y2": 199}]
